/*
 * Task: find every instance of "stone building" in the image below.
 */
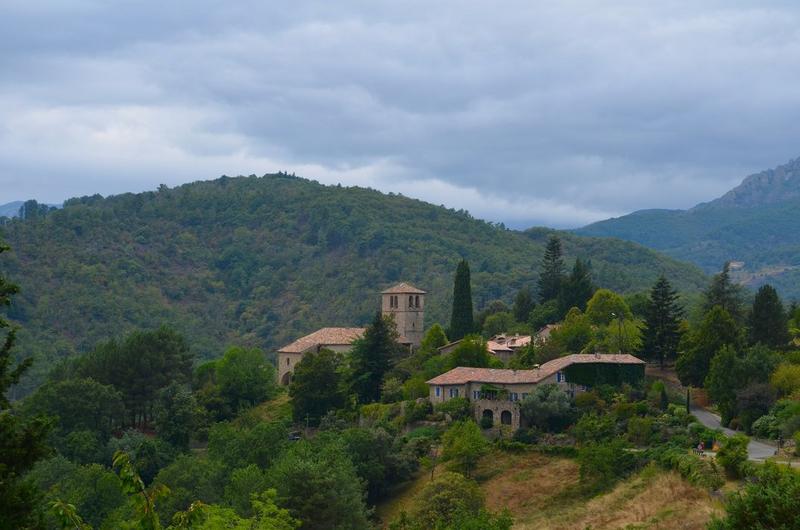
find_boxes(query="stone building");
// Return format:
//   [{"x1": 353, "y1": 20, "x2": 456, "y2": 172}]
[
  {"x1": 427, "y1": 353, "x2": 645, "y2": 429},
  {"x1": 381, "y1": 282, "x2": 426, "y2": 347},
  {"x1": 276, "y1": 282, "x2": 425, "y2": 385}
]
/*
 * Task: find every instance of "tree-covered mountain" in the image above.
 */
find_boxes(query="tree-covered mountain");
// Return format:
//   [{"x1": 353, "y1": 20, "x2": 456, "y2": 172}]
[
  {"x1": 1, "y1": 174, "x2": 706, "y2": 394},
  {"x1": 0, "y1": 201, "x2": 24, "y2": 218},
  {"x1": 577, "y1": 157, "x2": 800, "y2": 300}
]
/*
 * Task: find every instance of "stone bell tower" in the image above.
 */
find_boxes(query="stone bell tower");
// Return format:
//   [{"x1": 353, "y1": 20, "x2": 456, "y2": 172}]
[{"x1": 381, "y1": 282, "x2": 425, "y2": 348}]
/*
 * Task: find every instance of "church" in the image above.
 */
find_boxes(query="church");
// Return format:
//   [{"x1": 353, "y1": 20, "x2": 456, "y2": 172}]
[{"x1": 276, "y1": 282, "x2": 426, "y2": 385}]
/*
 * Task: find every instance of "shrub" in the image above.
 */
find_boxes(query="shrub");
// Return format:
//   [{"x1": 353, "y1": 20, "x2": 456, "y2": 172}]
[
  {"x1": 406, "y1": 426, "x2": 441, "y2": 441},
  {"x1": 520, "y1": 384, "x2": 575, "y2": 432},
  {"x1": 626, "y1": 416, "x2": 654, "y2": 446},
  {"x1": 577, "y1": 438, "x2": 638, "y2": 493},
  {"x1": 795, "y1": 432, "x2": 800, "y2": 456},
  {"x1": 435, "y1": 397, "x2": 472, "y2": 421},
  {"x1": 403, "y1": 471, "x2": 484, "y2": 529},
  {"x1": 403, "y1": 376, "x2": 430, "y2": 400},
  {"x1": 708, "y1": 463, "x2": 800, "y2": 529},
  {"x1": 574, "y1": 391, "x2": 604, "y2": 413},
  {"x1": 658, "y1": 448, "x2": 724, "y2": 490},
  {"x1": 716, "y1": 434, "x2": 750, "y2": 479},
  {"x1": 751, "y1": 414, "x2": 782, "y2": 439},
  {"x1": 403, "y1": 400, "x2": 433, "y2": 424},
  {"x1": 573, "y1": 413, "x2": 616, "y2": 444},
  {"x1": 512, "y1": 428, "x2": 539, "y2": 445}
]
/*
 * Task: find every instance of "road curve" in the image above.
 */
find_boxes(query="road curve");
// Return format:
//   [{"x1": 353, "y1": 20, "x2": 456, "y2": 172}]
[{"x1": 689, "y1": 407, "x2": 776, "y2": 461}]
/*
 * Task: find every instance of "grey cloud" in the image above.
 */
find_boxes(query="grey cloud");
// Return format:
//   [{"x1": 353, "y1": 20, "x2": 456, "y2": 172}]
[{"x1": 2, "y1": 1, "x2": 800, "y2": 227}]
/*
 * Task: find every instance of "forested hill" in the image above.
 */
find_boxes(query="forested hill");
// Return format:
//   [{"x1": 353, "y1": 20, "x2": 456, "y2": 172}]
[
  {"x1": 577, "y1": 157, "x2": 800, "y2": 300},
  {"x1": 1, "y1": 174, "x2": 706, "y2": 393}
]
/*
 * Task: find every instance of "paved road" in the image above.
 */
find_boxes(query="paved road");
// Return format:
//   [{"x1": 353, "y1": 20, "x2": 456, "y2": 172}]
[{"x1": 690, "y1": 407, "x2": 777, "y2": 461}]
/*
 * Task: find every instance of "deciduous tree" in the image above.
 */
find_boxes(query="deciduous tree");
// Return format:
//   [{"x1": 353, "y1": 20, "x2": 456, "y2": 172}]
[
  {"x1": 441, "y1": 420, "x2": 489, "y2": 477},
  {"x1": 676, "y1": 306, "x2": 742, "y2": 387},
  {"x1": 289, "y1": 348, "x2": 345, "y2": 425}
]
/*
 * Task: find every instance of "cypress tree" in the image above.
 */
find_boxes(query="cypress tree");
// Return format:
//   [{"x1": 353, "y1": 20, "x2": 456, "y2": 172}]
[
  {"x1": 558, "y1": 258, "x2": 595, "y2": 313},
  {"x1": 349, "y1": 312, "x2": 402, "y2": 403},
  {"x1": 449, "y1": 260, "x2": 474, "y2": 341},
  {"x1": 538, "y1": 235, "x2": 565, "y2": 303},
  {"x1": 749, "y1": 284, "x2": 789, "y2": 348},
  {"x1": 640, "y1": 275, "x2": 684, "y2": 369}
]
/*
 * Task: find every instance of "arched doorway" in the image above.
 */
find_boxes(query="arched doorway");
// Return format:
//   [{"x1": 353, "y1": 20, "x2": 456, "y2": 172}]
[
  {"x1": 482, "y1": 409, "x2": 494, "y2": 424},
  {"x1": 500, "y1": 410, "x2": 512, "y2": 425},
  {"x1": 281, "y1": 372, "x2": 291, "y2": 386}
]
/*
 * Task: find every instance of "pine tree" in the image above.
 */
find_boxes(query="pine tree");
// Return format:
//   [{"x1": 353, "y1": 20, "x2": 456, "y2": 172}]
[
  {"x1": 703, "y1": 262, "x2": 745, "y2": 323},
  {"x1": 558, "y1": 258, "x2": 595, "y2": 313},
  {"x1": 512, "y1": 287, "x2": 535, "y2": 323},
  {"x1": 449, "y1": 260, "x2": 474, "y2": 340},
  {"x1": 538, "y1": 235, "x2": 565, "y2": 303},
  {"x1": 349, "y1": 313, "x2": 402, "y2": 403},
  {"x1": 0, "y1": 241, "x2": 51, "y2": 528},
  {"x1": 640, "y1": 276, "x2": 684, "y2": 369},
  {"x1": 748, "y1": 284, "x2": 789, "y2": 348}
]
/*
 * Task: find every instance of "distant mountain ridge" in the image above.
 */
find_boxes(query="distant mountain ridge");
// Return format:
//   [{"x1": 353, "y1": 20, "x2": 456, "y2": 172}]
[
  {"x1": 0, "y1": 174, "x2": 706, "y2": 395},
  {"x1": 698, "y1": 157, "x2": 800, "y2": 209},
  {"x1": 577, "y1": 156, "x2": 800, "y2": 299},
  {"x1": 0, "y1": 201, "x2": 24, "y2": 218}
]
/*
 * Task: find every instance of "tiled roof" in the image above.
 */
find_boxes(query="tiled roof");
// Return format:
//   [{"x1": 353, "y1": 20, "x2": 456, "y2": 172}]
[
  {"x1": 426, "y1": 353, "x2": 645, "y2": 385},
  {"x1": 278, "y1": 327, "x2": 365, "y2": 354},
  {"x1": 381, "y1": 282, "x2": 426, "y2": 294},
  {"x1": 486, "y1": 341, "x2": 513, "y2": 353}
]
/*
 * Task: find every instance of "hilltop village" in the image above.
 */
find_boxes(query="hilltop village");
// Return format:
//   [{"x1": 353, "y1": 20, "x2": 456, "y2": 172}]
[{"x1": 278, "y1": 281, "x2": 645, "y2": 430}]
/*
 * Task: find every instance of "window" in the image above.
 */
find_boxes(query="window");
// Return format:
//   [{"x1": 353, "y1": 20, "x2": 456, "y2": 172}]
[
  {"x1": 435, "y1": 387, "x2": 441, "y2": 397},
  {"x1": 500, "y1": 410, "x2": 512, "y2": 425},
  {"x1": 449, "y1": 388, "x2": 459, "y2": 398},
  {"x1": 286, "y1": 358, "x2": 290, "y2": 366},
  {"x1": 415, "y1": 295, "x2": 420, "y2": 307},
  {"x1": 509, "y1": 392, "x2": 519, "y2": 402},
  {"x1": 473, "y1": 390, "x2": 480, "y2": 400},
  {"x1": 557, "y1": 371, "x2": 564, "y2": 383},
  {"x1": 409, "y1": 295, "x2": 414, "y2": 307}
]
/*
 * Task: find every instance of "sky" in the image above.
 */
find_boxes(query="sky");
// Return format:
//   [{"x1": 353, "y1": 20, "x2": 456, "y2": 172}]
[{"x1": 2, "y1": 1, "x2": 800, "y2": 228}]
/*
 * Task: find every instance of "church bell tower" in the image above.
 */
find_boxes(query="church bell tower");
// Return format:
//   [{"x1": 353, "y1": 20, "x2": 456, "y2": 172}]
[{"x1": 381, "y1": 282, "x2": 425, "y2": 348}]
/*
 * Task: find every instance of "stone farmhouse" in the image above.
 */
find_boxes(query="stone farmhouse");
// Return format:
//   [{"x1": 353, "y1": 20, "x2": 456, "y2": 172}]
[
  {"x1": 277, "y1": 282, "x2": 426, "y2": 386},
  {"x1": 427, "y1": 353, "x2": 645, "y2": 430}
]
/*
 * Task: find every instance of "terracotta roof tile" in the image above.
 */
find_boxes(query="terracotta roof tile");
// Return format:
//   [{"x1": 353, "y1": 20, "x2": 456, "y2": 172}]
[
  {"x1": 381, "y1": 282, "x2": 426, "y2": 294},
  {"x1": 426, "y1": 353, "x2": 645, "y2": 386},
  {"x1": 278, "y1": 327, "x2": 365, "y2": 354}
]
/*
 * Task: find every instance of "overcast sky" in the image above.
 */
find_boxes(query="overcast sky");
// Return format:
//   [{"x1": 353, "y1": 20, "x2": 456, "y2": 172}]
[{"x1": 2, "y1": 1, "x2": 800, "y2": 228}]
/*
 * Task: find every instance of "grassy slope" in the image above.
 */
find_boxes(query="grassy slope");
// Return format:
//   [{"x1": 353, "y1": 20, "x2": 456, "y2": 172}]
[
  {"x1": 2, "y1": 175, "x2": 707, "y2": 394},
  {"x1": 378, "y1": 450, "x2": 722, "y2": 530}
]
